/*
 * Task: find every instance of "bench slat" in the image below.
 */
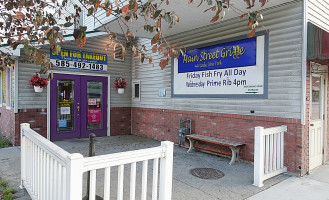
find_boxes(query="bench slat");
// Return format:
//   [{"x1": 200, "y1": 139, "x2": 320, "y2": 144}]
[
  {"x1": 186, "y1": 134, "x2": 244, "y2": 148},
  {"x1": 194, "y1": 143, "x2": 232, "y2": 156}
]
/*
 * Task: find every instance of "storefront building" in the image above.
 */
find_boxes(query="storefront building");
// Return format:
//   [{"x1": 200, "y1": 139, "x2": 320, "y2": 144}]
[{"x1": 0, "y1": 0, "x2": 329, "y2": 176}]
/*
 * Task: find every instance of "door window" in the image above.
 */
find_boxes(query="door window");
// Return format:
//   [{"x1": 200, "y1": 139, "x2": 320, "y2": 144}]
[
  {"x1": 57, "y1": 80, "x2": 75, "y2": 131},
  {"x1": 87, "y1": 81, "x2": 103, "y2": 130},
  {"x1": 311, "y1": 75, "x2": 321, "y2": 120}
]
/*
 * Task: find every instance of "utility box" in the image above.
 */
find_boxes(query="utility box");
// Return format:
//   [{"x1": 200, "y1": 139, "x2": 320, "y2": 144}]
[{"x1": 178, "y1": 119, "x2": 192, "y2": 145}]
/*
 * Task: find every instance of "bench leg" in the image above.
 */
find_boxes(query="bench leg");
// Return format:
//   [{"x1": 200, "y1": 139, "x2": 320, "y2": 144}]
[
  {"x1": 187, "y1": 138, "x2": 195, "y2": 153},
  {"x1": 229, "y1": 147, "x2": 241, "y2": 165}
]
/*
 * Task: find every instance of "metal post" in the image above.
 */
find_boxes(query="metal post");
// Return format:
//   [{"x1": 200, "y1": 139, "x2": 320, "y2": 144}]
[
  {"x1": 87, "y1": 133, "x2": 96, "y2": 197},
  {"x1": 83, "y1": 134, "x2": 103, "y2": 200}
]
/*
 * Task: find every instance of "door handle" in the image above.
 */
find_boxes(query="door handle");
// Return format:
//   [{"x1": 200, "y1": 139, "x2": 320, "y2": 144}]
[
  {"x1": 310, "y1": 124, "x2": 314, "y2": 126},
  {"x1": 77, "y1": 106, "x2": 80, "y2": 112}
]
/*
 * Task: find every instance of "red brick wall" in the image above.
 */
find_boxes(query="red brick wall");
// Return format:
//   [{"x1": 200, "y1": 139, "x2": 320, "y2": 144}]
[
  {"x1": 0, "y1": 106, "x2": 15, "y2": 143},
  {"x1": 3, "y1": 107, "x2": 131, "y2": 145},
  {"x1": 132, "y1": 107, "x2": 304, "y2": 174},
  {"x1": 110, "y1": 107, "x2": 131, "y2": 136},
  {"x1": 16, "y1": 108, "x2": 48, "y2": 145}
]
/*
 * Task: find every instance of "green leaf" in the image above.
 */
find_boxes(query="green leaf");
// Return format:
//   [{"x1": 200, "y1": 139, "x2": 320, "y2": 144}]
[
  {"x1": 53, "y1": 45, "x2": 61, "y2": 55},
  {"x1": 133, "y1": 12, "x2": 139, "y2": 20},
  {"x1": 114, "y1": 7, "x2": 121, "y2": 14},
  {"x1": 153, "y1": 10, "x2": 161, "y2": 18},
  {"x1": 104, "y1": 0, "x2": 111, "y2": 7},
  {"x1": 63, "y1": 22, "x2": 73, "y2": 27},
  {"x1": 12, "y1": 43, "x2": 19, "y2": 50},
  {"x1": 48, "y1": 71, "x2": 54, "y2": 80},
  {"x1": 62, "y1": 0, "x2": 68, "y2": 6},
  {"x1": 79, "y1": 26, "x2": 87, "y2": 32},
  {"x1": 129, "y1": 2, "x2": 135, "y2": 10},
  {"x1": 144, "y1": 24, "x2": 151, "y2": 31},
  {"x1": 53, "y1": 26, "x2": 60, "y2": 32},
  {"x1": 88, "y1": 7, "x2": 94, "y2": 16},
  {"x1": 24, "y1": 46, "x2": 34, "y2": 57},
  {"x1": 144, "y1": 7, "x2": 149, "y2": 15},
  {"x1": 41, "y1": 26, "x2": 49, "y2": 31}
]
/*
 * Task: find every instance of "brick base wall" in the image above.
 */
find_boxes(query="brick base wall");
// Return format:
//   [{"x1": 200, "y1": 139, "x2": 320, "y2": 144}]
[
  {"x1": 132, "y1": 107, "x2": 306, "y2": 174},
  {"x1": 1, "y1": 105, "x2": 314, "y2": 175},
  {"x1": 15, "y1": 108, "x2": 48, "y2": 145},
  {"x1": 110, "y1": 107, "x2": 131, "y2": 136},
  {"x1": 0, "y1": 107, "x2": 15, "y2": 143},
  {"x1": 1, "y1": 107, "x2": 132, "y2": 145}
]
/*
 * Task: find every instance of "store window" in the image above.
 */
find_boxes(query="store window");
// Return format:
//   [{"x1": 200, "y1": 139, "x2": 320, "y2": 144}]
[
  {"x1": 1, "y1": 66, "x2": 14, "y2": 109},
  {"x1": 132, "y1": 80, "x2": 140, "y2": 101},
  {"x1": 2, "y1": 67, "x2": 7, "y2": 106},
  {"x1": 0, "y1": 70, "x2": 2, "y2": 107}
]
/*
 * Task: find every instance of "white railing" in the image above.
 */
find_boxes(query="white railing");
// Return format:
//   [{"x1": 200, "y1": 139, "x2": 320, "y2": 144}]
[
  {"x1": 20, "y1": 123, "x2": 174, "y2": 200},
  {"x1": 253, "y1": 125, "x2": 287, "y2": 187}
]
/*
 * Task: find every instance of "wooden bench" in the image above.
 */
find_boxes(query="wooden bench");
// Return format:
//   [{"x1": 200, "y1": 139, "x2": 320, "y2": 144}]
[{"x1": 185, "y1": 134, "x2": 245, "y2": 165}]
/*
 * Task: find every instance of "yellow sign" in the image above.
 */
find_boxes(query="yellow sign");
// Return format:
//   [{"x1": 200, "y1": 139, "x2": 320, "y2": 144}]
[
  {"x1": 59, "y1": 100, "x2": 71, "y2": 107},
  {"x1": 2, "y1": 67, "x2": 6, "y2": 106}
]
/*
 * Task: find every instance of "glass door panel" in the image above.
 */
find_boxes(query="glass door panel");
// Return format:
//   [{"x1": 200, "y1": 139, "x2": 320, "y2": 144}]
[
  {"x1": 80, "y1": 76, "x2": 108, "y2": 138},
  {"x1": 311, "y1": 75, "x2": 321, "y2": 120},
  {"x1": 50, "y1": 74, "x2": 81, "y2": 141},
  {"x1": 57, "y1": 80, "x2": 75, "y2": 131},
  {"x1": 87, "y1": 81, "x2": 103, "y2": 130}
]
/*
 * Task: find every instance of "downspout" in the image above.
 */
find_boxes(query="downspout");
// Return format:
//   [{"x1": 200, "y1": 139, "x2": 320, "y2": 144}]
[
  {"x1": 14, "y1": 60, "x2": 18, "y2": 114},
  {"x1": 301, "y1": 0, "x2": 308, "y2": 175},
  {"x1": 301, "y1": 0, "x2": 308, "y2": 125}
]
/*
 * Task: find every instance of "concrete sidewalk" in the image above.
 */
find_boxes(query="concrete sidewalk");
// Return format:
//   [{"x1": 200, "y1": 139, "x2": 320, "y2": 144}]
[
  {"x1": 248, "y1": 165, "x2": 329, "y2": 200},
  {"x1": 0, "y1": 146, "x2": 30, "y2": 200},
  {"x1": 0, "y1": 135, "x2": 327, "y2": 199}
]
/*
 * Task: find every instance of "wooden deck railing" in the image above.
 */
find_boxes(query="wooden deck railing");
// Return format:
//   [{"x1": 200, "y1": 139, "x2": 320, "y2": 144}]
[
  {"x1": 253, "y1": 125, "x2": 287, "y2": 187},
  {"x1": 20, "y1": 123, "x2": 173, "y2": 200}
]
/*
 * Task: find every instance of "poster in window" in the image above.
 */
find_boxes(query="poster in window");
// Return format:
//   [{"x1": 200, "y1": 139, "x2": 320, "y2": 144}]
[
  {"x1": 88, "y1": 108, "x2": 101, "y2": 123},
  {"x1": 2, "y1": 67, "x2": 6, "y2": 105},
  {"x1": 10, "y1": 67, "x2": 14, "y2": 108},
  {"x1": 58, "y1": 119, "x2": 67, "y2": 128},
  {"x1": 88, "y1": 98, "x2": 96, "y2": 105},
  {"x1": 6, "y1": 67, "x2": 10, "y2": 106},
  {"x1": 60, "y1": 107, "x2": 71, "y2": 115}
]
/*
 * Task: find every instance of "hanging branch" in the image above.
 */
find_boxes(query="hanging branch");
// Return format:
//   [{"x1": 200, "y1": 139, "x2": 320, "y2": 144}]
[{"x1": 0, "y1": 0, "x2": 270, "y2": 73}]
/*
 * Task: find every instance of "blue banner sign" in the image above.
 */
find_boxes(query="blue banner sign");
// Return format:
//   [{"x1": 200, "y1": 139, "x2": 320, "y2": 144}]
[
  {"x1": 178, "y1": 38, "x2": 256, "y2": 73},
  {"x1": 50, "y1": 48, "x2": 108, "y2": 71}
]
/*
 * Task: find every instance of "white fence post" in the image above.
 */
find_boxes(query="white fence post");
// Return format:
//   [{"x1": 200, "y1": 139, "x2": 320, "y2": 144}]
[
  {"x1": 66, "y1": 153, "x2": 84, "y2": 200},
  {"x1": 20, "y1": 127, "x2": 173, "y2": 200},
  {"x1": 159, "y1": 141, "x2": 174, "y2": 200},
  {"x1": 253, "y1": 126, "x2": 264, "y2": 187},
  {"x1": 20, "y1": 123, "x2": 30, "y2": 189}
]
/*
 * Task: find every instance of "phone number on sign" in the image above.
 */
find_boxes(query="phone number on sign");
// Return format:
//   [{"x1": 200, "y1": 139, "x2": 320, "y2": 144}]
[{"x1": 51, "y1": 59, "x2": 107, "y2": 71}]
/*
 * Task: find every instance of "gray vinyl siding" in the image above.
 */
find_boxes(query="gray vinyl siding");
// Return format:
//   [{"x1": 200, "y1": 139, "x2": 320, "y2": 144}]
[
  {"x1": 53, "y1": 0, "x2": 96, "y2": 34},
  {"x1": 18, "y1": 35, "x2": 132, "y2": 109},
  {"x1": 307, "y1": 0, "x2": 329, "y2": 32},
  {"x1": 132, "y1": 1, "x2": 303, "y2": 119}
]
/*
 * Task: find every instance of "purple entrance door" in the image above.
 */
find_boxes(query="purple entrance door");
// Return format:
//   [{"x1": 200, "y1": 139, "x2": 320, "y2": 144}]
[{"x1": 50, "y1": 74, "x2": 108, "y2": 141}]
